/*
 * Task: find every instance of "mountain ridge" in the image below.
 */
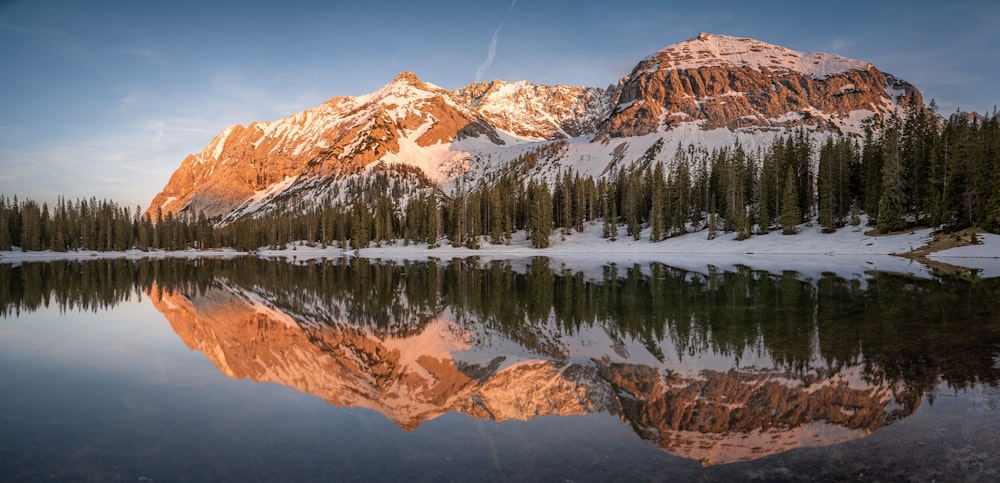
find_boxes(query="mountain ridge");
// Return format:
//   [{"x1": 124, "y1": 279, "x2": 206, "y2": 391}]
[{"x1": 146, "y1": 33, "x2": 923, "y2": 223}]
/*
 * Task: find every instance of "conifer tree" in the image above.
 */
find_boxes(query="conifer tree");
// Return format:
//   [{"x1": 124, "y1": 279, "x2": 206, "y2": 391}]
[
  {"x1": 877, "y1": 118, "x2": 906, "y2": 233},
  {"x1": 426, "y1": 191, "x2": 440, "y2": 247},
  {"x1": 350, "y1": 203, "x2": 370, "y2": 249},
  {"x1": 20, "y1": 201, "x2": 42, "y2": 251},
  {"x1": 758, "y1": 144, "x2": 779, "y2": 234},
  {"x1": 817, "y1": 138, "x2": 837, "y2": 232},
  {"x1": 0, "y1": 197, "x2": 11, "y2": 251},
  {"x1": 862, "y1": 125, "x2": 884, "y2": 224},
  {"x1": 649, "y1": 163, "x2": 665, "y2": 241},
  {"x1": 572, "y1": 172, "x2": 586, "y2": 232},
  {"x1": 487, "y1": 185, "x2": 504, "y2": 244},
  {"x1": 781, "y1": 167, "x2": 800, "y2": 235},
  {"x1": 527, "y1": 181, "x2": 552, "y2": 248},
  {"x1": 600, "y1": 179, "x2": 614, "y2": 239},
  {"x1": 668, "y1": 153, "x2": 692, "y2": 235}
]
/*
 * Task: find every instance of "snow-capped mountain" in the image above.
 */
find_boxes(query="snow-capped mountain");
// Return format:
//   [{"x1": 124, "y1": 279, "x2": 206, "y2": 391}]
[{"x1": 146, "y1": 33, "x2": 922, "y2": 222}]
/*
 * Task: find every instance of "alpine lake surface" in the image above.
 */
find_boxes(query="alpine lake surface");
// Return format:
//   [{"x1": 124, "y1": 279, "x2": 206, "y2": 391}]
[{"x1": 1, "y1": 256, "x2": 998, "y2": 482}]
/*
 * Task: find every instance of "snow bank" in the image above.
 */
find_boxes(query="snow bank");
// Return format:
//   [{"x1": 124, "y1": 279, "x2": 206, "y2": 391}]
[
  {"x1": 349, "y1": 220, "x2": 945, "y2": 281},
  {"x1": 4, "y1": 222, "x2": 997, "y2": 280},
  {"x1": 927, "y1": 232, "x2": 1000, "y2": 278},
  {"x1": 0, "y1": 248, "x2": 246, "y2": 266}
]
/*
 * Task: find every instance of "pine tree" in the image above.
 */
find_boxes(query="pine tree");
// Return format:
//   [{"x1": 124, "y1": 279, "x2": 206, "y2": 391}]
[
  {"x1": 975, "y1": 112, "x2": 1000, "y2": 231},
  {"x1": 649, "y1": 163, "x2": 665, "y2": 241},
  {"x1": 877, "y1": 118, "x2": 906, "y2": 233},
  {"x1": 817, "y1": 138, "x2": 837, "y2": 232},
  {"x1": 487, "y1": 185, "x2": 504, "y2": 244},
  {"x1": 20, "y1": 201, "x2": 42, "y2": 251},
  {"x1": 426, "y1": 191, "x2": 440, "y2": 247},
  {"x1": 527, "y1": 181, "x2": 552, "y2": 248},
  {"x1": 730, "y1": 143, "x2": 751, "y2": 240},
  {"x1": 0, "y1": 197, "x2": 10, "y2": 251},
  {"x1": 901, "y1": 104, "x2": 936, "y2": 223},
  {"x1": 669, "y1": 152, "x2": 692, "y2": 235},
  {"x1": 781, "y1": 166, "x2": 800, "y2": 235},
  {"x1": 572, "y1": 173, "x2": 585, "y2": 232},
  {"x1": 758, "y1": 145, "x2": 779, "y2": 234},
  {"x1": 862, "y1": 124, "x2": 884, "y2": 224},
  {"x1": 793, "y1": 128, "x2": 814, "y2": 220},
  {"x1": 350, "y1": 203, "x2": 370, "y2": 249},
  {"x1": 600, "y1": 179, "x2": 614, "y2": 239}
]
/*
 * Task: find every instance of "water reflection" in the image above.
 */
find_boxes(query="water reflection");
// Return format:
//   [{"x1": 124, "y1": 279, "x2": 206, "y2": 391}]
[{"x1": 2, "y1": 258, "x2": 999, "y2": 466}]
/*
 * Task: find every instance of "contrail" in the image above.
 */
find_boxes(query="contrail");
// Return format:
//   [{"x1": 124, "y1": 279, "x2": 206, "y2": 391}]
[{"x1": 475, "y1": 0, "x2": 517, "y2": 83}]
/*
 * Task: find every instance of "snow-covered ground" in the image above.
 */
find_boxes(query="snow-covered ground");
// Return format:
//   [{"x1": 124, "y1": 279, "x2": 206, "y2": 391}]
[
  {"x1": 0, "y1": 248, "x2": 246, "y2": 267},
  {"x1": 927, "y1": 232, "x2": 1000, "y2": 278},
  {"x1": 261, "y1": 218, "x2": 999, "y2": 281},
  {"x1": 2, "y1": 220, "x2": 997, "y2": 279},
  {"x1": 342, "y1": 222, "x2": 935, "y2": 281}
]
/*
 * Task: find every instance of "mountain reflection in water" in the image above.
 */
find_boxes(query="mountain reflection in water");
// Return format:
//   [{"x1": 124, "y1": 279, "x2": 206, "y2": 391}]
[{"x1": 3, "y1": 257, "x2": 999, "y2": 466}]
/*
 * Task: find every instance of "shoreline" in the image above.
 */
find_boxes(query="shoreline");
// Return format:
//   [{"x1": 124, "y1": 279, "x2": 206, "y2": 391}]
[{"x1": 2, "y1": 221, "x2": 997, "y2": 279}]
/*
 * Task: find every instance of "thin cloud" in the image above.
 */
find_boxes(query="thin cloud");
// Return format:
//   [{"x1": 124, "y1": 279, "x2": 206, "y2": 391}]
[{"x1": 475, "y1": 0, "x2": 517, "y2": 83}]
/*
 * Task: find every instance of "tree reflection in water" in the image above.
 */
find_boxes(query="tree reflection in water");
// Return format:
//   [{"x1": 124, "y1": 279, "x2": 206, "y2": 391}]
[{"x1": 2, "y1": 257, "x2": 998, "y2": 465}]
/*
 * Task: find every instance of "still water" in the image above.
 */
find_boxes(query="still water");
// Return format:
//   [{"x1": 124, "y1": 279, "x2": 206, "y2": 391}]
[{"x1": 1, "y1": 257, "x2": 998, "y2": 481}]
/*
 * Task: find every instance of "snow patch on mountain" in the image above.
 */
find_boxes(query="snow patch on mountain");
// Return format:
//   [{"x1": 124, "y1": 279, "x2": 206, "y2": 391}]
[{"x1": 655, "y1": 33, "x2": 873, "y2": 79}]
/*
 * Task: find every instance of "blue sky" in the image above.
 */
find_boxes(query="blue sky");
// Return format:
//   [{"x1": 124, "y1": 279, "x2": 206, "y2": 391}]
[{"x1": 2, "y1": 0, "x2": 998, "y2": 209}]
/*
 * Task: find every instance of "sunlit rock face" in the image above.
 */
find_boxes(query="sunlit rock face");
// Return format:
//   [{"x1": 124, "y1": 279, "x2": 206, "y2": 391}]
[
  {"x1": 145, "y1": 72, "x2": 614, "y2": 222},
  {"x1": 146, "y1": 270, "x2": 918, "y2": 464},
  {"x1": 451, "y1": 80, "x2": 616, "y2": 139},
  {"x1": 145, "y1": 72, "x2": 484, "y2": 221},
  {"x1": 598, "y1": 33, "x2": 921, "y2": 137}
]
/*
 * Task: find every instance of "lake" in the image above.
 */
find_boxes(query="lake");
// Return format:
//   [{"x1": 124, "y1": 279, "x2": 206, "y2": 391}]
[{"x1": 1, "y1": 257, "x2": 999, "y2": 481}]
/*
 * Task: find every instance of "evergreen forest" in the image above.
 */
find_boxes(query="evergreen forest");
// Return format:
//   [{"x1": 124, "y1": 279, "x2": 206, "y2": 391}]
[{"x1": 2, "y1": 108, "x2": 998, "y2": 253}]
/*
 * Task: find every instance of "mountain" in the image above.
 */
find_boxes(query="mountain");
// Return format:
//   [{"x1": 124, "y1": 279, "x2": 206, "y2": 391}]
[{"x1": 146, "y1": 33, "x2": 922, "y2": 222}]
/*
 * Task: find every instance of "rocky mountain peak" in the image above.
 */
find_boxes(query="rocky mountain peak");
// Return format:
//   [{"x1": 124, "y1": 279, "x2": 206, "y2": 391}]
[
  {"x1": 598, "y1": 33, "x2": 919, "y2": 137},
  {"x1": 452, "y1": 79, "x2": 617, "y2": 139},
  {"x1": 391, "y1": 69, "x2": 423, "y2": 86}
]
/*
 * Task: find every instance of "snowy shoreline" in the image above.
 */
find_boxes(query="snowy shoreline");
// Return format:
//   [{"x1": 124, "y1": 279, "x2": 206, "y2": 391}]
[{"x1": 2, "y1": 221, "x2": 998, "y2": 280}]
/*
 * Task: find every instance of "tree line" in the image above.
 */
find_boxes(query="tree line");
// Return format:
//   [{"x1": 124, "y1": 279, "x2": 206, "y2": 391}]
[
  {"x1": 3, "y1": 257, "x2": 998, "y2": 396},
  {"x1": 0, "y1": 196, "x2": 212, "y2": 252},
  {"x1": 2, "y1": 107, "x2": 998, "y2": 253}
]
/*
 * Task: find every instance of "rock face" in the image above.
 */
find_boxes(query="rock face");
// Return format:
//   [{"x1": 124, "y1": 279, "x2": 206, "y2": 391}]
[
  {"x1": 452, "y1": 80, "x2": 617, "y2": 139},
  {"x1": 146, "y1": 72, "x2": 480, "y2": 220},
  {"x1": 599, "y1": 33, "x2": 922, "y2": 137},
  {"x1": 147, "y1": 278, "x2": 916, "y2": 463},
  {"x1": 146, "y1": 72, "x2": 613, "y2": 221},
  {"x1": 147, "y1": 33, "x2": 924, "y2": 222}
]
